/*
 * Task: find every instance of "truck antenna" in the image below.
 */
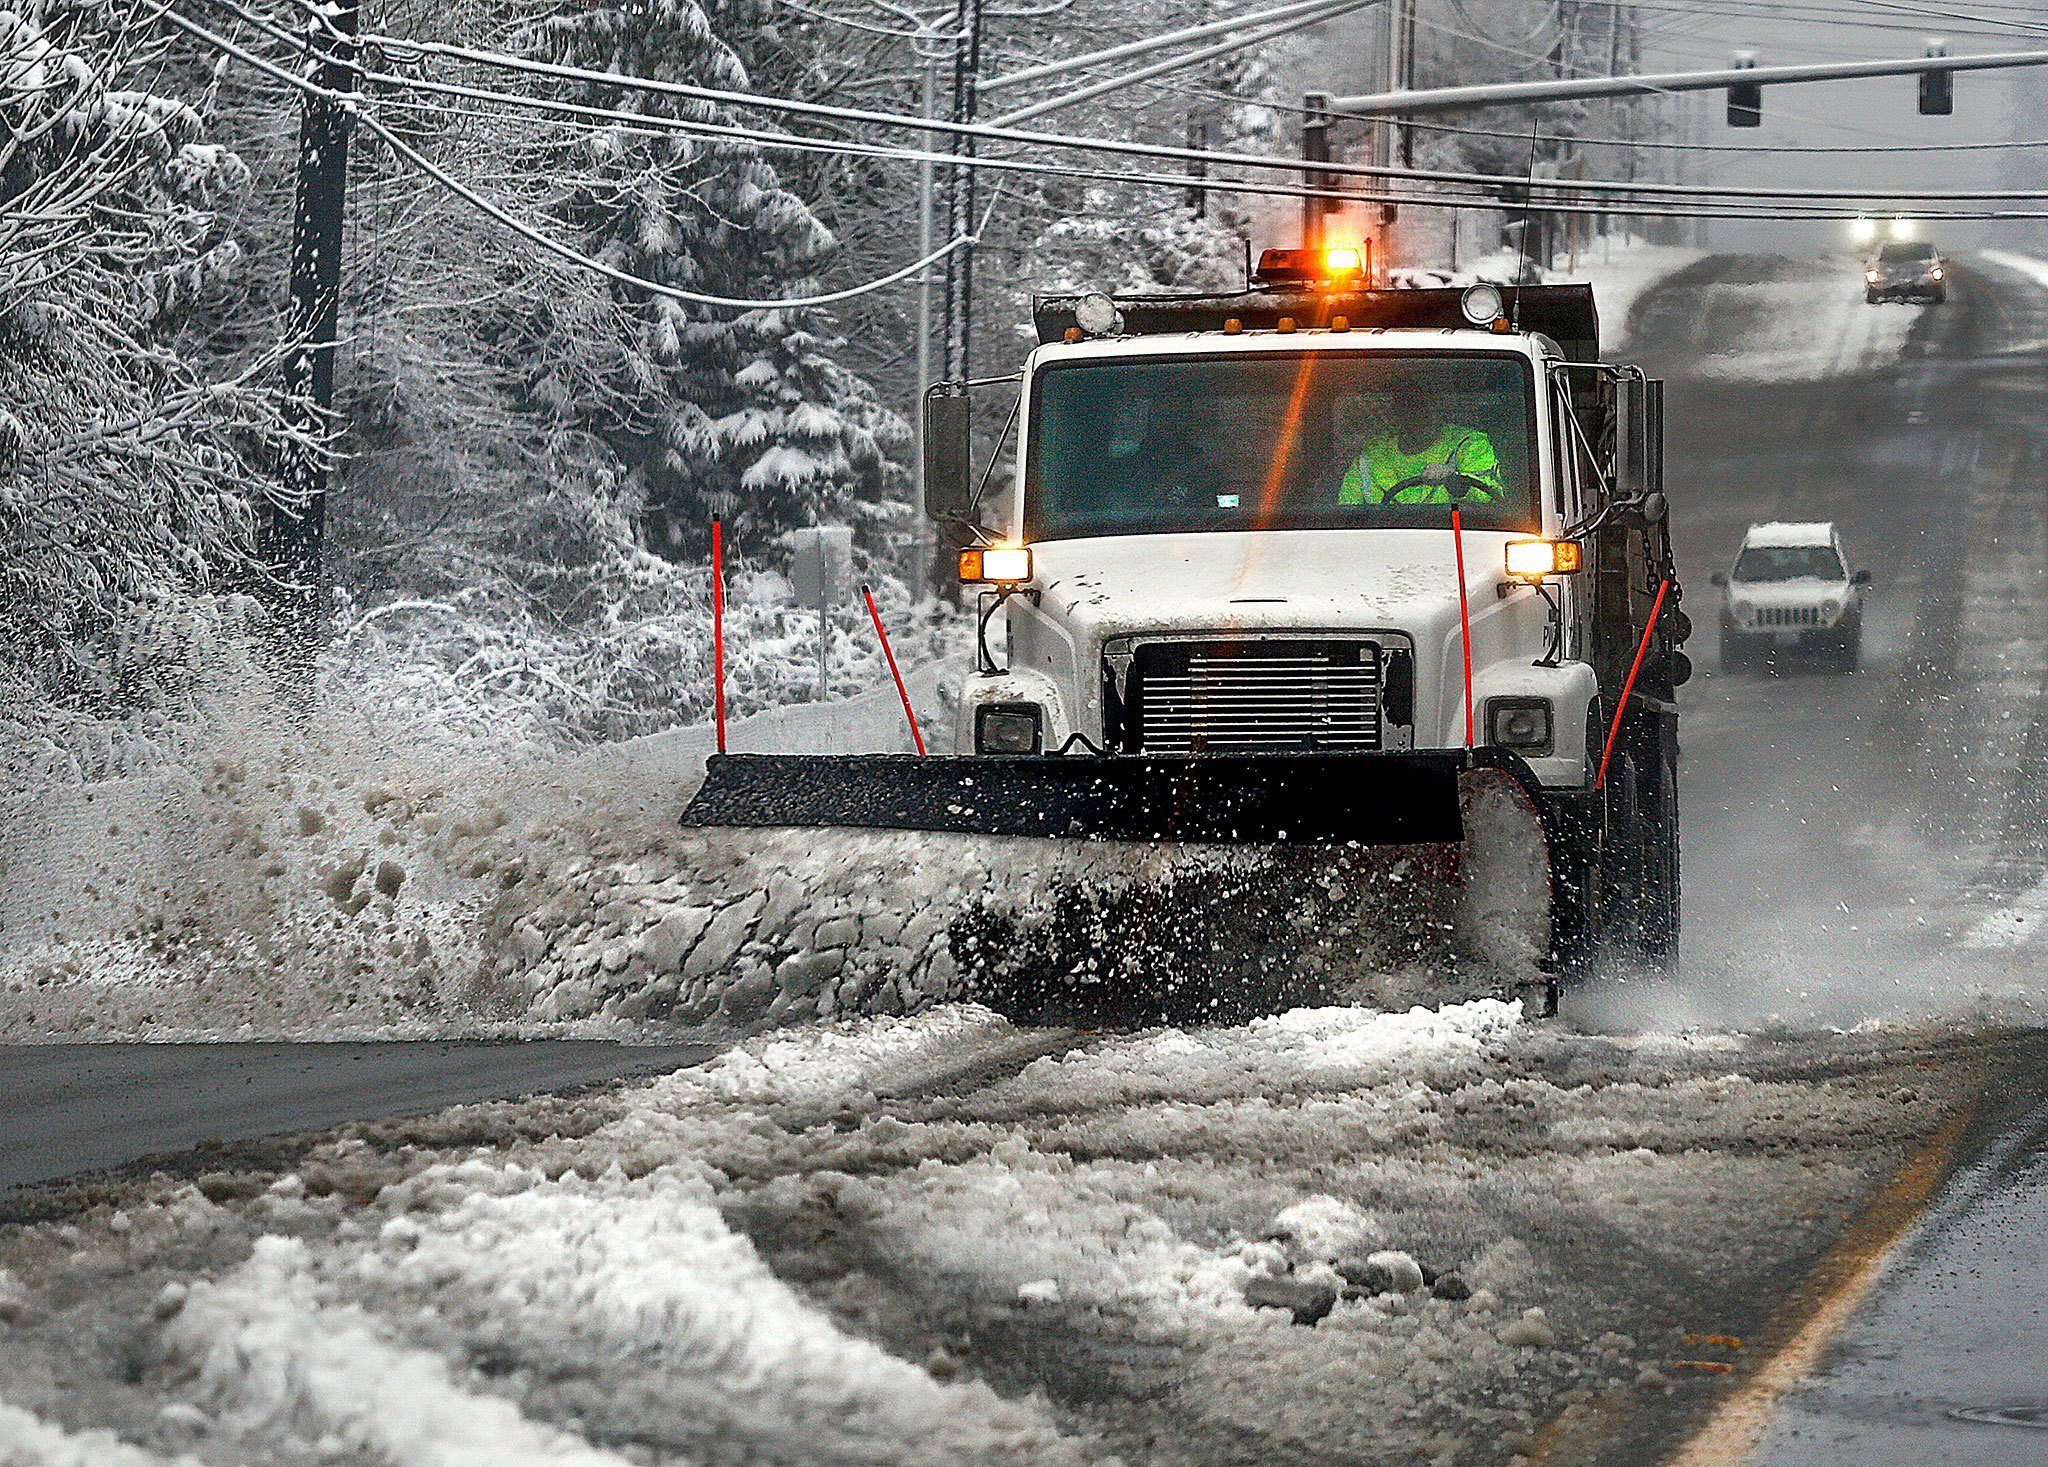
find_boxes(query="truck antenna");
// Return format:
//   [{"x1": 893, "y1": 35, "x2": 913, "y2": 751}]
[{"x1": 1512, "y1": 112, "x2": 1541, "y2": 331}]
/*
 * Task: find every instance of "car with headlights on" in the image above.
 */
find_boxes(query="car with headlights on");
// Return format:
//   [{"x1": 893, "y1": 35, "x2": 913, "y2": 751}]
[
  {"x1": 1714, "y1": 522, "x2": 1870, "y2": 672},
  {"x1": 1864, "y1": 240, "x2": 1946, "y2": 304}
]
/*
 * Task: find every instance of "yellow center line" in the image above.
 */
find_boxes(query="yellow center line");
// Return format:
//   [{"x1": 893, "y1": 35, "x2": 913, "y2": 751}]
[{"x1": 1663, "y1": 1104, "x2": 1978, "y2": 1467}]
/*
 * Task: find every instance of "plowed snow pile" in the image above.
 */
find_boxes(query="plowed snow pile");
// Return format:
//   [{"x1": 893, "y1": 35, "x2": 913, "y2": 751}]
[
  {"x1": 0, "y1": 697, "x2": 1539, "y2": 1040},
  {"x1": 0, "y1": 1002, "x2": 1991, "y2": 1466}
]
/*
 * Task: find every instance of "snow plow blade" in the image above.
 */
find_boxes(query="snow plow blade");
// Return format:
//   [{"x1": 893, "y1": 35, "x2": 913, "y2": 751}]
[
  {"x1": 675, "y1": 750, "x2": 1552, "y2": 1027},
  {"x1": 682, "y1": 751, "x2": 1468, "y2": 845}
]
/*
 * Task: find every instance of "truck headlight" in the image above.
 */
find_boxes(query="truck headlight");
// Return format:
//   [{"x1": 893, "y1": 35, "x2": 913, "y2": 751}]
[
  {"x1": 1822, "y1": 599, "x2": 1842, "y2": 619},
  {"x1": 1504, "y1": 538, "x2": 1582, "y2": 581},
  {"x1": 1485, "y1": 697, "x2": 1554, "y2": 756},
  {"x1": 975, "y1": 703, "x2": 1043, "y2": 754},
  {"x1": 959, "y1": 544, "x2": 1032, "y2": 585}
]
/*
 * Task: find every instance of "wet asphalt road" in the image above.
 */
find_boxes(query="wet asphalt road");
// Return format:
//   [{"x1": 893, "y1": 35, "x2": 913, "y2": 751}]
[
  {"x1": 1581, "y1": 251, "x2": 2048, "y2": 1032},
  {"x1": 1612, "y1": 255, "x2": 2048, "y2": 1462},
  {"x1": 0, "y1": 1041, "x2": 719, "y2": 1192},
  {"x1": 1746, "y1": 1063, "x2": 2048, "y2": 1466}
]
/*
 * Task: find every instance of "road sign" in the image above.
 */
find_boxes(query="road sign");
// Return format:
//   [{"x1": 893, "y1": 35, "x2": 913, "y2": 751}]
[
  {"x1": 789, "y1": 526, "x2": 854, "y2": 606},
  {"x1": 789, "y1": 526, "x2": 854, "y2": 702}
]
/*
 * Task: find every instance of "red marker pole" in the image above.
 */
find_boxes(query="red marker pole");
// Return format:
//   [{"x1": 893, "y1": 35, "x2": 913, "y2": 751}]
[
  {"x1": 712, "y1": 518, "x2": 727, "y2": 754},
  {"x1": 1451, "y1": 507, "x2": 1474, "y2": 748},
  {"x1": 863, "y1": 582, "x2": 926, "y2": 755},
  {"x1": 1597, "y1": 578, "x2": 1671, "y2": 790}
]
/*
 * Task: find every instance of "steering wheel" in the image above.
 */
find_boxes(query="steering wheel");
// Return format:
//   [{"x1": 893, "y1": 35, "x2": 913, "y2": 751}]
[{"x1": 1384, "y1": 468, "x2": 1493, "y2": 501}]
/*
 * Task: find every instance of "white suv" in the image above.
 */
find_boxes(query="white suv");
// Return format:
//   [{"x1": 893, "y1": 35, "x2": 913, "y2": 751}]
[{"x1": 1713, "y1": 522, "x2": 1870, "y2": 672}]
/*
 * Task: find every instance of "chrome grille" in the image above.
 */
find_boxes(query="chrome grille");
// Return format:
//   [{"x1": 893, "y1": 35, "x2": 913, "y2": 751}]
[
  {"x1": 1122, "y1": 641, "x2": 1381, "y2": 754},
  {"x1": 1752, "y1": 605, "x2": 1822, "y2": 627}
]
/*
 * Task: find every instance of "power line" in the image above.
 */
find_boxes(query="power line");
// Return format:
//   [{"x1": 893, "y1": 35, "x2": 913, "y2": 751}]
[
  {"x1": 168, "y1": 0, "x2": 2048, "y2": 263},
  {"x1": 152, "y1": 1, "x2": 992, "y2": 308},
  {"x1": 304, "y1": 16, "x2": 2048, "y2": 203}
]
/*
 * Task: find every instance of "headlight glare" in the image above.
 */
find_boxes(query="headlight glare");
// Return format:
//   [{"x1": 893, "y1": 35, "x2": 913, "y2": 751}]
[
  {"x1": 1504, "y1": 538, "x2": 1582, "y2": 581},
  {"x1": 960, "y1": 544, "x2": 1033, "y2": 584}
]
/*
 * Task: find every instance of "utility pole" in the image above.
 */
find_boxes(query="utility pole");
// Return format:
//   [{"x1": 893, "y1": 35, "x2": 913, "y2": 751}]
[
  {"x1": 1300, "y1": 91, "x2": 1334, "y2": 250},
  {"x1": 914, "y1": 57, "x2": 936, "y2": 482},
  {"x1": 940, "y1": 0, "x2": 983, "y2": 382},
  {"x1": 267, "y1": 0, "x2": 358, "y2": 670}
]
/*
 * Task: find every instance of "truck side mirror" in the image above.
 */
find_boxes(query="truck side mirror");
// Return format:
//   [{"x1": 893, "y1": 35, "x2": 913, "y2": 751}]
[
  {"x1": 1851, "y1": 568, "x2": 1872, "y2": 586},
  {"x1": 922, "y1": 391, "x2": 975, "y2": 525},
  {"x1": 1612, "y1": 374, "x2": 1649, "y2": 501},
  {"x1": 1710, "y1": 571, "x2": 1728, "y2": 587}
]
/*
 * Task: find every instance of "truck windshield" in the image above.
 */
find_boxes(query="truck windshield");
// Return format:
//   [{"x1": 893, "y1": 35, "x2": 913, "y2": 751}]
[
  {"x1": 1733, "y1": 545, "x2": 1844, "y2": 581},
  {"x1": 1023, "y1": 350, "x2": 1540, "y2": 541}
]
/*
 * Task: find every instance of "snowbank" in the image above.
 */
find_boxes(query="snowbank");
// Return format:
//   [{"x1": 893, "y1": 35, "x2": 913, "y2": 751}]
[
  {"x1": 1, "y1": 640, "x2": 1543, "y2": 1041},
  {"x1": 1679, "y1": 270, "x2": 1920, "y2": 384},
  {"x1": 1976, "y1": 248, "x2": 2048, "y2": 293},
  {"x1": 0, "y1": 678, "x2": 948, "y2": 1040},
  {"x1": 165, "y1": 1203, "x2": 1094, "y2": 1467},
  {"x1": 0, "y1": 1404, "x2": 193, "y2": 1466},
  {"x1": 1548, "y1": 243, "x2": 1708, "y2": 351},
  {"x1": 1390, "y1": 241, "x2": 1707, "y2": 353}
]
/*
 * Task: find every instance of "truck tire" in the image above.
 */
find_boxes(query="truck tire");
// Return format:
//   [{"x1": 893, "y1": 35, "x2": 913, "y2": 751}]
[
  {"x1": 1598, "y1": 718, "x2": 1680, "y2": 970},
  {"x1": 1636, "y1": 721, "x2": 1680, "y2": 967},
  {"x1": 1542, "y1": 794, "x2": 1602, "y2": 975}
]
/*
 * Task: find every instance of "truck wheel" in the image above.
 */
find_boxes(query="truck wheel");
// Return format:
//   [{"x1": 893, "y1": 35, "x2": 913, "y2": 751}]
[
  {"x1": 1597, "y1": 723, "x2": 1679, "y2": 970},
  {"x1": 1544, "y1": 798, "x2": 1602, "y2": 974},
  {"x1": 1636, "y1": 726, "x2": 1680, "y2": 967}
]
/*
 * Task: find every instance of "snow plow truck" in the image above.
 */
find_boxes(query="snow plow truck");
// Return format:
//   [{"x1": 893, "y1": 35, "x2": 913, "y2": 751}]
[{"x1": 684, "y1": 249, "x2": 1692, "y2": 1020}]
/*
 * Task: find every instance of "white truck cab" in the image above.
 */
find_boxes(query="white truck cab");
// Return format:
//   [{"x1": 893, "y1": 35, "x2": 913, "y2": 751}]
[
  {"x1": 1713, "y1": 520, "x2": 1870, "y2": 672},
  {"x1": 958, "y1": 328, "x2": 1611, "y2": 784},
  {"x1": 917, "y1": 252, "x2": 1692, "y2": 966}
]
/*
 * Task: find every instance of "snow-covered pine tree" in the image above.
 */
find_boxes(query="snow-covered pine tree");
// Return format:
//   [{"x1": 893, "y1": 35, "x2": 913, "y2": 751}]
[{"x1": 513, "y1": 0, "x2": 902, "y2": 561}]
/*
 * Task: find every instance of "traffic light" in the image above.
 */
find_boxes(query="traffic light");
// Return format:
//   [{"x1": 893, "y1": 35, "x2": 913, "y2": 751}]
[
  {"x1": 1727, "y1": 51, "x2": 1761, "y2": 127},
  {"x1": 1921, "y1": 42, "x2": 1953, "y2": 115}
]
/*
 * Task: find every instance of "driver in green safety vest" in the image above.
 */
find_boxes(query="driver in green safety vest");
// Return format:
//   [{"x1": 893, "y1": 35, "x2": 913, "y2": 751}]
[{"x1": 1338, "y1": 378, "x2": 1505, "y2": 506}]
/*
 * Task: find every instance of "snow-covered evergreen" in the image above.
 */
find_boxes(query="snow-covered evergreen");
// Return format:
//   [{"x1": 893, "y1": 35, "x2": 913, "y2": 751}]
[{"x1": 517, "y1": 0, "x2": 903, "y2": 560}]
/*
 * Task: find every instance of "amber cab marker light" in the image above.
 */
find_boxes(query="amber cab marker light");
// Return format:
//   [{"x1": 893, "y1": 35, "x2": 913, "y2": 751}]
[
  {"x1": 1223, "y1": 317, "x2": 1243, "y2": 334},
  {"x1": 1330, "y1": 314, "x2": 1351, "y2": 332},
  {"x1": 962, "y1": 545, "x2": 1032, "y2": 585},
  {"x1": 1063, "y1": 326, "x2": 1083, "y2": 343},
  {"x1": 1276, "y1": 316, "x2": 1297, "y2": 333},
  {"x1": 1505, "y1": 538, "x2": 1582, "y2": 581}
]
